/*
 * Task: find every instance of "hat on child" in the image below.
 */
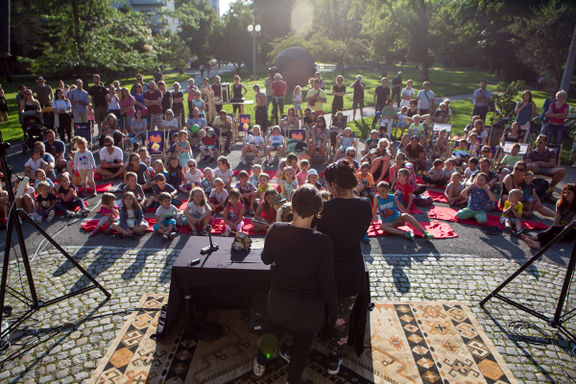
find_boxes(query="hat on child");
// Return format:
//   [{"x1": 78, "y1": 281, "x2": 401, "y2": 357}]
[
  {"x1": 405, "y1": 162, "x2": 414, "y2": 169},
  {"x1": 308, "y1": 168, "x2": 318, "y2": 176}
]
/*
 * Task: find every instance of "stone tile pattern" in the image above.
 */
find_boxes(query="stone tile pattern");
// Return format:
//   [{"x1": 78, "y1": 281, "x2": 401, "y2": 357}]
[{"x1": 0, "y1": 247, "x2": 574, "y2": 383}]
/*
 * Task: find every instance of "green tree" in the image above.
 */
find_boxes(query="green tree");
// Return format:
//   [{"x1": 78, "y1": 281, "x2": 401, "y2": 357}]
[
  {"x1": 173, "y1": 0, "x2": 218, "y2": 65},
  {"x1": 212, "y1": 0, "x2": 253, "y2": 70}
]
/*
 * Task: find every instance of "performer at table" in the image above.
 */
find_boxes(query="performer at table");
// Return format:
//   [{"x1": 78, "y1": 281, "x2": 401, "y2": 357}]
[
  {"x1": 254, "y1": 185, "x2": 337, "y2": 384},
  {"x1": 314, "y1": 161, "x2": 372, "y2": 375}
]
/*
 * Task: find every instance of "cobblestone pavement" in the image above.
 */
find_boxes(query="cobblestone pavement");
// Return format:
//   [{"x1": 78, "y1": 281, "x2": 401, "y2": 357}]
[{"x1": 0, "y1": 245, "x2": 575, "y2": 384}]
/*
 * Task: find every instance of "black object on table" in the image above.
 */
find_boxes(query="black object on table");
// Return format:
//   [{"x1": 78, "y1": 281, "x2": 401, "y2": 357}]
[{"x1": 158, "y1": 237, "x2": 271, "y2": 337}]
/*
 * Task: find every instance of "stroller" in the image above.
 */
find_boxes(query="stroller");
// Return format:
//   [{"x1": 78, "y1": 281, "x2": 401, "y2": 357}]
[{"x1": 21, "y1": 113, "x2": 45, "y2": 154}]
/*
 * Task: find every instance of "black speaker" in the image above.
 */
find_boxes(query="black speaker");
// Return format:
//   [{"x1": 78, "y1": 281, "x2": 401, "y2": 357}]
[{"x1": 0, "y1": 0, "x2": 10, "y2": 58}]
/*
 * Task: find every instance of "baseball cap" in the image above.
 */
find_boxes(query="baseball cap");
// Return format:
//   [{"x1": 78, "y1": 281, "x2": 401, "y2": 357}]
[{"x1": 308, "y1": 168, "x2": 318, "y2": 176}]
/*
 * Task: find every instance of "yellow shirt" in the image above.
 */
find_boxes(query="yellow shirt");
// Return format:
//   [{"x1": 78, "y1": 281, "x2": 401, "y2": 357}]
[{"x1": 502, "y1": 200, "x2": 523, "y2": 218}]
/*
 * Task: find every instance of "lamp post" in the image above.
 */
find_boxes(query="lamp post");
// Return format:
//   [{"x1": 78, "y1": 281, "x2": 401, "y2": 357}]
[{"x1": 247, "y1": 24, "x2": 261, "y2": 80}]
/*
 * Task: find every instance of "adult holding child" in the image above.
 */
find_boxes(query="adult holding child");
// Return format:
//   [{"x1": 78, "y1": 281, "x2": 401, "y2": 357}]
[
  {"x1": 143, "y1": 80, "x2": 163, "y2": 131},
  {"x1": 314, "y1": 161, "x2": 372, "y2": 375}
]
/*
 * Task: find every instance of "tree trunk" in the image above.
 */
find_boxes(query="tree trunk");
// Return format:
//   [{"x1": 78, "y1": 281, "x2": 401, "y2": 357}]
[
  {"x1": 71, "y1": 0, "x2": 85, "y2": 79},
  {"x1": 417, "y1": 0, "x2": 430, "y2": 82}
]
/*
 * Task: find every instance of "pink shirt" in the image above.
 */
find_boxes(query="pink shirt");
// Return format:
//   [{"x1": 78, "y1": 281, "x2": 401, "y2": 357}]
[
  {"x1": 119, "y1": 96, "x2": 135, "y2": 117},
  {"x1": 296, "y1": 171, "x2": 308, "y2": 186}
]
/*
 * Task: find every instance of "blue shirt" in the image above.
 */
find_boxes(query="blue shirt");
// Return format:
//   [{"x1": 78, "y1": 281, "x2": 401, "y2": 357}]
[
  {"x1": 376, "y1": 194, "x2": 400, "y2": 223},
  {"x1": 467, "y1": 185, "x2": 489, "y2": 211},
  {"x1": 68, "y1": 89, "x2": 90, "y2": 114},
  {"x1": 473, "y1": 88, "x2": 491, "y2": 107}
]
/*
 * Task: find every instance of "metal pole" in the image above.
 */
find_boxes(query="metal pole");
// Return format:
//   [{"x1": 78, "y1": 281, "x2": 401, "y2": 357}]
[
  {"x1": 252, "y1": 32, "x2": 257, "y2": 80},
  {"x1": 560, "y1": 23, "x2": 576, "y2": 92}
]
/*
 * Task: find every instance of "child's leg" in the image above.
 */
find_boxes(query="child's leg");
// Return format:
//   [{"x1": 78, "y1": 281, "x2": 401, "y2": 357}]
[
  {"x1": 456, "y1": 207, "x2": 476, "y2": 220},
  {"x1": 201, "y1": 215, "x2": 211, "y2": 229},
  {"x1": 513, "y1": 218, "x2": 522, "y2": 232},
  {"x1": 379, "y1": 222, "x2": 406, "y2": 236},
  {"x1": 399, "y1": 213, "x2": 427, "y2": 234},
  {"x1": 96, "y1": 216, "x2": 111, "y2": 229},
  {"x1": 153, "y1": 223, "x2": 165, "y2": 235},
  {"x1": 111, "y1": 223, "x2": 130, "y2": 236},
  {"x1": 133, "y1": 223, "x2": 148, "y2": 235},
  {"x1": 474, "y1": 210, "x2": 488, "y2": 224}
]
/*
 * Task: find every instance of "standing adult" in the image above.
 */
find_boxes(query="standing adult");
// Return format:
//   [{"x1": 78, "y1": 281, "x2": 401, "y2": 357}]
[
  {"x1": 33, "y1": 76, "x2": 53, "y2": 108},
  {"x1": 158, "y1": 81, "x2": 173, "y2": 115},
  {"x1": 391, "y1": 71, "x2": 403, "y2": 107},
  {"x1": 331, "y1": 75, "x2": 346, "y2": 115},
  {"x1": 514, "y1": 90, "x2": 537, "y2": 143},
  {"x1": 119, "y1": 88, "x2": 136, "y2": 132},
  {"x1": 231, "y1": 75, "x2": 248, "y2": 117},
  {"x1": 400, "y1": 79, "x2": 415, "y2": 108},
  {"x1": 88, "y1": 74, "x2": 109, "y2": 130},
  {"x1": 186, "y1": 78, "x2": 197, "y2": 116},
  {"x1": 253, "y1": 84, "x2": 268, "y2": 132},
  {"x1": 264, "y1": 68, "x2": 276, "y2": 110},
  {"x1": 211, "y1": 76, "x2": 223, "y2": 113},
  {"x1": 68, "y1": 79, "x2": 90, "y2": 123},
  {"x1": 416, "y1": 81, "x2": 435, "y2": 115},
  {"x1": 51, "y1": 89, "x2": 72, "y2": 143},
  {"x1": 143, "y1": 80, "x2": 163, "y2": 131},
  {"x1": 130, "y1": 83, "x2": 146, "y2": 115},
  {"x1": 314, "y1": 161, "x2": 372, "y2": 375},
  {"x1": 95, "y1": 136, "x2": 125, "y2": 180},
  {"x1": 271, "y1": 73, "x2": 288, "y2": 124},
  {"x1": 305, "y1": 79, "x2": 327, "y2": 114},
  {"x1": 153, "y1": 67, "x2": 163, "y2": 83},
  {"x1": 107, "y1": 86, "x2": 122, "y2": 123},
  {"x1": 212, "y1": 110, "x2": 233, "y2": 154},
  {"x1": 131, "y1": 74, "x2": 148, "y2": 93},
  {"x1": 253, "y1": 185, "x2": 337, "y2": 384},
  {"x1": 171, "y1": 82, "x2": 185, "y2": 127},
  {"x1": 351, "y1": 75, "x2": 366, "y2": 121},
  {"x1": 472, "y1": 80, "x2": 491, "y2": 123},
  {"x1": 373, "y1": 77, "x2": 390, "y2": 112},
  {"x1": 543, "y1": 90, "x2": 569, "y2": 146}
]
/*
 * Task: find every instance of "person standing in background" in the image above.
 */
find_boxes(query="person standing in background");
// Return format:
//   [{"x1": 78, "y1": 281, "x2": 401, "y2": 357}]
[
  {"x1": 472, "y1": 80, "x2": 491, "y2": 123},
  {"x1": 373, "y1": 77, "x2": 390, "y2": 113},
  {"x1": 332, "y1": 75, "x2": 346, "y2": 115},
  {"x1": 88, "y1": 74, "x2": 109, "y2": 131},
  {"x1": 391, "y1": 72, "x2": 403, "y2": 107},
  {"x1": 33, "y1": 76, "x2": 53, "y2": 108}
]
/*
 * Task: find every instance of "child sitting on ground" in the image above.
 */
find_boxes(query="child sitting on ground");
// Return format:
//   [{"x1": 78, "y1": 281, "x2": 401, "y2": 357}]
[
  {"x1": 183, "y1": 159, "x2": 203, "y2": 192},
  {"x1": 393, "y1": 168, "x2": 414, "y2": 211},
  {"x1": 145, "y1": 159, "x2": 167, "y2": 191},
  {"x1": 307, "y1": 168, "x2": 324, "y2": 190},
  {"x1": 423, "y1": 159, "x2": 448, "y2": 188},
  {"x1": 57, "y1": 172, "x2": 90, "y2": 217},
  {"x1": 279, "y1": 166, "x2": 298, "y2": 201},
  {"x1": 256, "y1": 173, "x2": 275, "y2": 201},
  {"x1": 467, "y1": 131, "x2": 480, "y2": 158},
  {"x1": 249, "y1": 164, "x2": 262, "y2": 186},
  {"x1": 33, "y1": 169, "x2": 55, "y2": 193},
  {"x1": 296, "y1": 159, "x2": 310, "y2": 186},
  {"x1": 144, "y1": 174, "x2": 177, "y2": 209},
  {"x1": 452, "y1": 139, "x2": 470, "y2": 166},
  {"x1": 166, "y1": 157, "x2": 184, "y2": 193},
  {"x1": 444, "y1": 172, "x2": 467, "y2": 209},
  {"x1": 122, "y1": 172, "x2": 145, "y2": 202},
  {"x1": 443, "y1": 158, "x2": 457, "y2": 179},
  {"x1": 184, "y1": 187, "x2": 212, "y2": 236},
  {"x1": 110, "y1": 192, "x2": 148, "y2": 238},
  {"x1": 154, "y1": 192, "x2": 180, "y2": 241},
  {"x1": 501, "y1": 188, "x2": 523, "y2": 235},
  {"x1": 355, "y1": 162, "x2": 375, "y2": 202},
  {"x1": 208, "y1": 178, "x2": 228, "y2": 214},
  {"x1": 252, "y1": 189, "x2": 278, "y2": 232},
  {"x1": 464, "y1": 157, "x2": 479, "y2": 179},
  {"x1": 73, "y1": 136, "x2": 97, "y2": 196},
  {"x1": 362, "y1": 130, "x2": 380, "y2": 156},
  {"x1": 199, "y1": 127, "x2": 217, "y2": 162},
  {"x1": 24, "y1": 149, "x2": 47, "y2": 181},
  {"x1": 456, "y1": 172, "x2": 496, "y2": 224},
  {"x1": 90, "y1": 192, "x2": 119, "y2": 236},
  {"x1": 235, "y1": 170, "x2": 257, "y2": 214},
  {"x1": 222, "y1": 189, "x2": 245, "y2": 237},
  {"x1": 201, "y1": 167, "x2": 214, "y2": 197},
  {"x1": 34, "y1": 181, "x2": 57, "y2": 223},
  {"x1": 432, "y1": 129, "x2": 449, "y2": 160},
  {"x1": 372, "y1": 181, "x2": 433, "y2": 240}
]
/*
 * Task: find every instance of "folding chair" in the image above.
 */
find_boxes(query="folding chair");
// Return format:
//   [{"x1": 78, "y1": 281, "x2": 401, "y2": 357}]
[
  {"x1": 227, "y1": 113, "x2": 239, "y2": 144},
  {"x1": 73, "y1": 122, "x2": 93, "y2": 149},
  {"x1": 285, "y1": 129, "x2": 308, "y2": 158},
  {"x1": 147, "y1": 130, "x2": 165, "y2": 159},
  {"x1": 264, "y1": 128, "x2": 286, "y2": 167}
]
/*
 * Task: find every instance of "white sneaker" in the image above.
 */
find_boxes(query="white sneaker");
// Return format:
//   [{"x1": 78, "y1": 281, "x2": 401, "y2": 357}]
[
  {"x1": 46, "y1": 210, "x2": 55, "y2": 222},
  {"x1": 80, "y1": 208, "x2": 91, "y2": 216},
  {"x1": 65, "y1": 211, "x2": 75, "y2": 218},
  {"x1": 241, "y1": 158, "x2": 247, "y2": 165},
  {"x1": 32, "y1": 212, "x2": 42, "y2": 223},
  {"x1": 252, "y1": 356, "x2": 266, "y2": 377}
]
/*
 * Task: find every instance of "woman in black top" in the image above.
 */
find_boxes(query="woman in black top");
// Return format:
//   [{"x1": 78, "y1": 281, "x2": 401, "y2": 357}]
[
  {"x1": 314, "y1": 161, "x2": 372, "y2": 375},
  {"x1": 231, "y1": 75, "x2": 247, "y2": 117},
  {"x1": 255, "y1": 185, "x2": 337, "y2": 384}
]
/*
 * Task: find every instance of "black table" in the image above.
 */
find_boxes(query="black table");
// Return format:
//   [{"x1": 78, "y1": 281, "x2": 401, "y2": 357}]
[{"x1": 160, "y1": 237, "x2": 271, "y2": 336}]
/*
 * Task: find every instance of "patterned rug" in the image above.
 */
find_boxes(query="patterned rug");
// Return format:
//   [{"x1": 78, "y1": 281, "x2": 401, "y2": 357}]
[{"x1": 89, "y1": 293, "x2": 518, "y2": 384}]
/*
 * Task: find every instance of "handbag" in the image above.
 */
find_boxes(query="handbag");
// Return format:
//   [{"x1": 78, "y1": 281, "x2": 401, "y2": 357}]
[
  {"x1": 232, "y1": 232, "x2": 252, "y2": 252},
  {"x1": 267, "y1": 290, "x2": 325, "y2": 333}
]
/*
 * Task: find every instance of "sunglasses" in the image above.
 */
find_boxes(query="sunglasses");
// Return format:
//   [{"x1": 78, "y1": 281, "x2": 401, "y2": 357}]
[
  {"x1": 105, "y1": 143, "x2": 113, "y2": 147},
  {"x1": 514, "y1": 167, "x2": 525, "y2": 171}
]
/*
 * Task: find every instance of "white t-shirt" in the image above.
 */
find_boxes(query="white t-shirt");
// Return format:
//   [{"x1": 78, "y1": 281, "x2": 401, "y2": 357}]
[
  {"x1": 108, "y1": 94, "x2": 120, "y2": 111},
  {"x1": 99, "y1": 146, "x2": 123, "y2": 164},
  {"x1": 417, "y1": 89, "x2": 434, "y2": 110},
  {"x1": 155, "y1": 204, "x2": 179, "y2": 221},
  {"x1": 185, "y1": 168, "x2": 204, "y2": 185},
  {"x1": 187, "y1": 201, "x2": 211, "y2": 218},
  {"x1": 400, "y1": 87, "x2": 415, "y2": 107},
  {"x1": 245, "y1": 134, "x2": 265, "y2": 147},
  {"x1": 214, "y1": 168, "x2": 234, "y2": 183},
  {"x1": 162, "y1": 119, "x2": 179, "y2": 131},
  {"x1": 25, "y1": 157, "x2": 44, "y2": 171},
  {"x1": 269, "y1": 134, "x2": 284, "y2": 146},
  {"x1": 74, "y1": 150, "x2": 96, "y2": 171}
]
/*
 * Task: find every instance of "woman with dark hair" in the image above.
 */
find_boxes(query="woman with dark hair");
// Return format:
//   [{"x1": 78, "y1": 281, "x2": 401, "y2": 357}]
[
  {"x1": 314, "y1": 161, "x2": 372, "y2": 375},
  {"x1": 522, "y1": 183, "x2": 576, "y2": 249},
  {"x1": 514, "y1": 90, "x2": 536, "y2": 143},
  {"x1": 52, "y1": 88, "x2": 72, "y2": 143},
  {"x1": 254, "y1": 185, "x2": 337, "y2": 384}
]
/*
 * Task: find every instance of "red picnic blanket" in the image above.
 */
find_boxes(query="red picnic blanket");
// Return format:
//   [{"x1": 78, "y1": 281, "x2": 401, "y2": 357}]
[
  {"x1": 426, "y1": 189, "x2": 448, "y2": 203},
  {"x1": 427, "y1": 206, "x2": 548, "y2": 230},
  {"x1": 80, "y1": 217, "x2": 154, "y2": 233},
  {"x1": 367, "y1": 219, "x2": 458, "y2": 238}
]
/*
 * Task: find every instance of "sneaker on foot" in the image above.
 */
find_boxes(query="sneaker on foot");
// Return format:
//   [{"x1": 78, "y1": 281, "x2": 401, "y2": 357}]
[
  {"x1": 423, "y1": 231, "x2": 434, "y2": 240},
  {"x1": 199, "y1": 229, "x2": 209, "y2": 236},
  {"x1": 252, "y1": 355, "x2": 266, "y2": 377},
  {"x1": 90, "y1": 228, "x2": 100, "y2": 236},
  {"x1": 241, "y1": 158, "x2": 247, "y2": 165},
  {"x1": 279, "y1": 345, "x2": 291, "y2": 363},
  {"x1": 162, "y1": 234, "x2": 169, "y2": 241},
  {"x1": 169, "y1": 231, "x2": 177, "y2": 239},
  {"x1": 32, "y1": 212, "x2": 42, "y2": 223},
  {"x1": 327, "y1": 354, "x2": 343, "y2": 375},
  {"x1": 65, "y1": 210, "x2": 75, "y2": 218},
  {"x1": 404, "y1": 230, "x2": 415, "y2": 241},
  {"x1": 80, "y1": 208, "x2": 90, "y2": 216},
  {"x1": 191, "y1": 229, "x2": 199, "y2": 236},
  {"x1": 46, "y1": 210, "x2": 55, "y2": 222}
]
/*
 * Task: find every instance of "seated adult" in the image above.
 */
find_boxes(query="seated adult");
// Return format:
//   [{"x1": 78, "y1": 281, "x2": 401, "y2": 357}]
[
  {"x1": 160, "y1": 109, "x2": 180, "y2": 133},
  {"x1": 95, "y1": 136, "x2": 125, "y2": 180},
  {"x1": 404, "y1": 136, "x2": 427, "y2": 173},
  {"x1": 500, "y1": 121, "x2": 524, "y2": 144},
  {"x1": 186, "y1": 107, "x2": 207, "y2": 130},
  {"x1": 44, "y1": 129, "x2": 67, "y2": 171},
  {"x1": 526, "y1": 134, "x2": 565, "y2": 194},
  {"x1": 502, "y1": 161, "x2": 553, "y2": 218},
  {"x1": 240, "y1": 125, "x2": 265, "y2": 164},
  {"x1": 34, "y1": 141, "x2": 57, "y2": 180},
  {"x1": 523, "y1": 183, "x2": 576, "y2": 250}
]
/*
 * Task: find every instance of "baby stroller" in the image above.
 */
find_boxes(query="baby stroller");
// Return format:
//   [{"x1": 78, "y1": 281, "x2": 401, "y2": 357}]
[{"x1": 21, "y1": 113, "x2": 45, "y2": 154}]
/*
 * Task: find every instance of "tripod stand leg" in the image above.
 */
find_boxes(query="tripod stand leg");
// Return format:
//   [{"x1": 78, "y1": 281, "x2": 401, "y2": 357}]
[{"x1": 553, "y1": 240, "x2": 576, "y2": 325}]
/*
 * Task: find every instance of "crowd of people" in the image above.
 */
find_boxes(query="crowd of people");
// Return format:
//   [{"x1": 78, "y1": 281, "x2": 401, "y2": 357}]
[{"x1": 1, "y1": 69, "x2": 575, "y2": 384}]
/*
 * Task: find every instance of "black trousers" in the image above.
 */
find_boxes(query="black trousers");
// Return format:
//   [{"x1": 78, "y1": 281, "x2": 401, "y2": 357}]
[
  {"x1": 536, "y1": 226, "x2": 576, "y2": 246},
  {"x1": 257, "y1": 323, "x2": 315, "y2": 383},
  {"x1": 58, "y1": 113, "x2": 72, "y2": 143}
]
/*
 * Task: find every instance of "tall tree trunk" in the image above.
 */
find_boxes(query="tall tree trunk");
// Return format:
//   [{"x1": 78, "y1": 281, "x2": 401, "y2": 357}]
[{"x1": 417, "y1": 0, "x2": 430, "y2": 81}]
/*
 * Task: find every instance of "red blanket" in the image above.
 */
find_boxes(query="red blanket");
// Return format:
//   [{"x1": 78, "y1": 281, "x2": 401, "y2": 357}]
[
  {"x1": 78, "y1": 183, "x2": 113, "y2": 193},
  {"x1": 367, "y1": 219, "x2": 458, "y2": 238},
  {"x1": 427, "y1": 206, "x2": 548, "y2": 230},
  {"x1": 426, "y1": 190, "x2": 448, "y2": 203},
  {"x1": 81, "y1": 217, "x2": 154, "y2": 233},
  {"x1": 177, "y1": 217, "x2": 266, "y2": 236}
]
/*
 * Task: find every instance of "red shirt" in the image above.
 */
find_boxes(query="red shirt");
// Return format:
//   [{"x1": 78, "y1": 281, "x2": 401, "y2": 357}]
[
  {"x1": 272, "y1": 80, "x2": 287, "y2": 97},
  {"x1": 143, "y1": 89, "x2": 162, "y2": 114},
  {"x1": 549, "y1": 102, "x2": 569, "y2": 125}
]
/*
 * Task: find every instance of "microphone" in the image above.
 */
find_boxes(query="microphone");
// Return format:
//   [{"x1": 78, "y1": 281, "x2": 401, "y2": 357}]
[{"x1": 200, "y1": 225, "x2": 219, "y2": 255}]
